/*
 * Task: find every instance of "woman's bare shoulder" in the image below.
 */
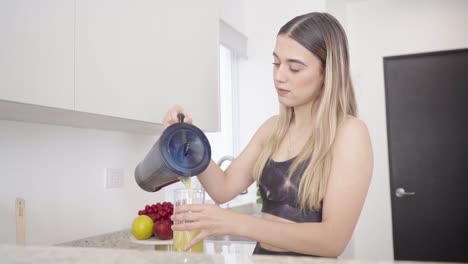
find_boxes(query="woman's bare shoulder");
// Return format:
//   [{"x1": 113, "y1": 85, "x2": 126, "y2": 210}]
[
  {"x1": 339, "y1": 115, "x2": 369, "y2": 135},
  {"x1": 262, "y1": 115, "x2": 280, "y2": 130},
  {"x1": 334, "y1": 115, "x2": 372, "y2": 154},
  {"x1": 250, "y1": 115, "x2": 279, "y2": 147}
]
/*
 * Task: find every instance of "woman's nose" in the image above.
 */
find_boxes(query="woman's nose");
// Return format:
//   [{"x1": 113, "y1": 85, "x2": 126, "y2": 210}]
[{"x1": 273, "y1": 66, "x2": 287, "y2": 83}]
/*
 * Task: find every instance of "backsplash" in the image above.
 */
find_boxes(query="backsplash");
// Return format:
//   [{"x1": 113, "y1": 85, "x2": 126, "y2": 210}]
[
  {"x1": 0, "y1": 119, "x2": 251, "y2": 245},
  {"x1": 0, "y1": 120, "x2": 163, "y2": 245}
]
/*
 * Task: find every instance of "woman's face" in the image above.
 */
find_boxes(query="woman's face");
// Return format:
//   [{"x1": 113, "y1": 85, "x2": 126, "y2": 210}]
[{"x1": 273, "y1": 35, "x2": 324, "y2": 108}]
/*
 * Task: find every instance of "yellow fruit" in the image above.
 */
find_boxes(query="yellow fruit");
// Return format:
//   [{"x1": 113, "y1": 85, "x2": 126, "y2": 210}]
[{"x1": 131, "y1": 215, "x2": 154, "y2": 240}]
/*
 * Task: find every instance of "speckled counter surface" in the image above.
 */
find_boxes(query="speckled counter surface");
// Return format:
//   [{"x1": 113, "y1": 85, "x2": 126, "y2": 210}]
[
  {"x1": 33, "y1": 204, "x2": 452, "y2": 263},
  {"x1": 57, "y1": 229, "x2": 154, "y2": 251},
  {"x1": 55, "y1": 228, "x2": 257, "y2": 254},
  {"x1": 56, "y1": 203, "x2": 263, "y2": 251},
  {"x1": 0, "y1": 245, "x2": 447, "y2": 264}
]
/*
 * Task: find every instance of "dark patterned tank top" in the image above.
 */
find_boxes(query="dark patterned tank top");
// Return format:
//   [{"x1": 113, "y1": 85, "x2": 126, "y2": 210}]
[{"x1": 258, "y1": 157, "x2": 322, "y2": 223}]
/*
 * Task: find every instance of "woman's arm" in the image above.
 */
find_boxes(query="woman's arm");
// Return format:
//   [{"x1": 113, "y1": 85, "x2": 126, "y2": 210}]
[
  {"x1": 174, "y1": 117, "x2": 373, "y2": 257},
  {"x1": 163, "y1": 105, "x2": 278, "y2": 204},
  {"x1": 197, "y1": 115, "x2": 277, "y2": 204}
]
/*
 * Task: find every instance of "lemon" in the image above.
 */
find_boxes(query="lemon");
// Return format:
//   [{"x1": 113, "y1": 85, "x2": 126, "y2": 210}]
[{"x1": 131, "y1": 215, "x2": 154, "y2": 240}]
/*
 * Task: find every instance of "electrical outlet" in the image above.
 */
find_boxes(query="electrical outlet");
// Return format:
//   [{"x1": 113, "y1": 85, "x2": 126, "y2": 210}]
[{"x1": 104, "y1": 168, "x2": 125, "y2": 189}]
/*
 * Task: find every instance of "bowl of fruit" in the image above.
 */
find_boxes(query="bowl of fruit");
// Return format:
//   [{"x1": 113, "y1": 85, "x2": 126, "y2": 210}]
[{"x1": 130, "y1": 202, "x2": 174, "y2": 245}]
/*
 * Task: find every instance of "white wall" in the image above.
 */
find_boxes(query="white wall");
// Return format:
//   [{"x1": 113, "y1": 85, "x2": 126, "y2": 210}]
[
  {"x1": 0, "y1": 120, "x2": 163, "y2": 245},
  {"x1": 343, "y1": 0, "x2": 468, "y2": 260},
  {"x1": 221, "y1": 0, "x2": 245, "y2": 34},
  {"x1": 0, "y1": 2, "x2": 246, "y2": 246}
]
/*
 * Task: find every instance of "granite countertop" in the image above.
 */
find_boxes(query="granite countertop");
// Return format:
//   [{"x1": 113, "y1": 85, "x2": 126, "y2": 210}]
[
  {"x1": 56, "y1": 203, "x2": 262, "y2": 252},
  {"x1": 0, "y1": 244, "x2": 444, "y2": 264},
  {"x1": 57, "y1": 229, "x2": 155, "y2": 251},
  {"x1": 56, "y1": 228, "x2": 257, "y2": 255},
  {"x1": 5, "y1": 203, "x2": 450, "y2": 263}
]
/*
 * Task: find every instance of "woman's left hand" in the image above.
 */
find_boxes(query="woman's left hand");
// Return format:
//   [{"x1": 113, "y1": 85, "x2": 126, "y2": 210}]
[{"x1": 171, "y1": 203, "x2": 241, "y2": 251}]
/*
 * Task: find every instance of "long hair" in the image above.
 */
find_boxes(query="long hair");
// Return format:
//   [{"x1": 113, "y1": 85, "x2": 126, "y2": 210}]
[{"x1": 253, "y1": 12, "x2": 357, "y2": 211}]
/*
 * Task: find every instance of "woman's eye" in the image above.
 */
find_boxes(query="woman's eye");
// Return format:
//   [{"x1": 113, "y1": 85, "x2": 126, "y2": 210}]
[
  {"x1": 290, "y1": 68, "x2": 300, "y2": 73},
  {"x1": 272, "y1": 62, "x2": 280, "y2": 66}
]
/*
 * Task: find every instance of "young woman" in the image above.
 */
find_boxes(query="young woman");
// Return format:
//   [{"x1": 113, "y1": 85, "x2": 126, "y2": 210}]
[{"x1": 165, "y1": 12, "x2": 373, "y2": 257}]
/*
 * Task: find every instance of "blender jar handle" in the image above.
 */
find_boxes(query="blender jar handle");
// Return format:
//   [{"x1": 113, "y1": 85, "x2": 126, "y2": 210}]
[
  {"x1": 176, "y1": 113, "x2": 190, "y2": 156},
  {"x1": 177, "y1": 113, "x2": 185, "y2": 123}
]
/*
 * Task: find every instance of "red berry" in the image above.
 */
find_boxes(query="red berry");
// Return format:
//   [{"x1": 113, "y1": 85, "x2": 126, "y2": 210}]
[
  {"x1": 139, "y1": 202, "x2": 175, "y2": 222},
  {"x1": 148, "y1": 213, "x2": 158, "y2": 221}
]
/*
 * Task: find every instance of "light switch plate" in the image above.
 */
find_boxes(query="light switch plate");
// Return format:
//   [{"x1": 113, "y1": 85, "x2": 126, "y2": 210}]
[{"x1": 104, "y1": 168, "x2": 125, "y2": 189}]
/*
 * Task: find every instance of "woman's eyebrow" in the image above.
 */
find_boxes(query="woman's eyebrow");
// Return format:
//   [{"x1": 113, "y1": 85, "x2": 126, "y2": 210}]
[{"x1": 273, "y1": 52, "x2": 307, "y2": 66}]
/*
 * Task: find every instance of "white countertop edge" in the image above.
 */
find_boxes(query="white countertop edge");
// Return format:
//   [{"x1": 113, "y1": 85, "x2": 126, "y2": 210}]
[{"x1": 0, "y1": 244, "x2": 455, "y2": 264}]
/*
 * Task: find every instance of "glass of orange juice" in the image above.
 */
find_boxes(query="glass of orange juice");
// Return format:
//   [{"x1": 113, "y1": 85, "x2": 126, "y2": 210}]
[{"x1": 173, "y1": 187, "x2": 205, "y2": 253}]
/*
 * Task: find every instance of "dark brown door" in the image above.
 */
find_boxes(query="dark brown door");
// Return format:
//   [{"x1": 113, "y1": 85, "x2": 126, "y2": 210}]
[{"x1": 384, "y1": 49, "x2": 468, "y2": 262}]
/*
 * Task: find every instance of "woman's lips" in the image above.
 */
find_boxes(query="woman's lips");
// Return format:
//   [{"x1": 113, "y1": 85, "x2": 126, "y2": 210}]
[{"x1": 276, "y1": 88, "x2": 290, "y2": 96}]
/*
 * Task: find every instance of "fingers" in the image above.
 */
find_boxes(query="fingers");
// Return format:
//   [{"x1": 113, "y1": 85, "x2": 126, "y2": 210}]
[
  {"x1": 162, "y1": 104, "x2": 193, "y2": 128},
  {"x1": 171, "y1": 220, "x2": 202, "y2": 232},
  {"x1": 183, "y1": 115, "x2": 193, "y2": 124},
  {"x1": 171, "y1": 211, "x2": 203, "y2": 224},
  {"x1": 183, "y1": 231, "x2": 208, "y2": 252}
]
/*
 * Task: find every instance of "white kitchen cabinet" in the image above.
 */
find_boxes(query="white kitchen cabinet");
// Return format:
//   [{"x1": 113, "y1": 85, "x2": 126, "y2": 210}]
[
  {"x1": 75, "y1": 0, "x2": 220, "y2": 131},
  {"x1": 0, "y1": 0, "x2": 75, "y2": 110}
]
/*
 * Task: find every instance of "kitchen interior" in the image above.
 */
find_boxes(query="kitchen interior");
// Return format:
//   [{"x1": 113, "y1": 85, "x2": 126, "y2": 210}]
[{"x1": 1, "y1": 0, "x2": 467, "y2": 263}]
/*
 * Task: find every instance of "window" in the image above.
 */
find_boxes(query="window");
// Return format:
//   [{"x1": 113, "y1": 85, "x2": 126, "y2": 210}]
[
  {"x1": 164, "y1": 21, "x2": 247, "y2": 205},
  {"x1": 205, "y1": 45, "x2": 239, "y2": 159},
  {"x1": 164, "y1": 44, "x2": 241, "y2": 203}
]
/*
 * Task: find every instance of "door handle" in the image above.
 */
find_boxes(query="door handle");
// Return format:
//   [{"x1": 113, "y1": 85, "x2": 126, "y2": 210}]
[{"x1": 395, "y1": 188, "x2": 416, "y2": 198}]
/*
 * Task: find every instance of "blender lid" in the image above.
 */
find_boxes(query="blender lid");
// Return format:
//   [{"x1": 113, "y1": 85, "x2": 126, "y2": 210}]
[{"x1": 159, "y1": 122, "x2": 211, "y2": 176}]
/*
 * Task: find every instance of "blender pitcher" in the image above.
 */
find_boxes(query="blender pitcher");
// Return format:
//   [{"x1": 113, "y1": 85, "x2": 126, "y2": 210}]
[{"x1": 134, "y1": 113, "x2": 211, "y2": 192}]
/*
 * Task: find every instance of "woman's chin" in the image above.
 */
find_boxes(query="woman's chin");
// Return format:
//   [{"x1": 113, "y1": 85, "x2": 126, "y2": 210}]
[{"x1": 277, "y1": 97, "x2": 296, "y2": 108}]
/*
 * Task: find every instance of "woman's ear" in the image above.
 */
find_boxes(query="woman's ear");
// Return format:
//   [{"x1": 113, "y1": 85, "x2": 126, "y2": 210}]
[
  {"x1": 320, "y1": 73, "x2": 325, "y2": 89},
  {"x1": 319, "y1": 65, "x2": 325, "y2": 85}
]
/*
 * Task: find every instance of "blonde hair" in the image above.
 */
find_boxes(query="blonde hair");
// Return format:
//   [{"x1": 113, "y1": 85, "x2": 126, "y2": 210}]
[{"x1": 253, "y1": 12, "x2": 357, "y2": 211}]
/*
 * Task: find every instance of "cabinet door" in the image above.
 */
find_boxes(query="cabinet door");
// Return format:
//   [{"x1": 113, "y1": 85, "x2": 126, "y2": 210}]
[
  {"x1": 75, "y1": 0, "x2": 220, "y2": 131},
  {"x1": 0, "y1": 0, "x2": 75, "y2": 109}
]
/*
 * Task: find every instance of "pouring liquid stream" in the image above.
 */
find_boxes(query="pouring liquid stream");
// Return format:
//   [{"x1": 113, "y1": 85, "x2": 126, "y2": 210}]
[{"x1": 174, "y1": 177, "x2": 203, "y2": 252}]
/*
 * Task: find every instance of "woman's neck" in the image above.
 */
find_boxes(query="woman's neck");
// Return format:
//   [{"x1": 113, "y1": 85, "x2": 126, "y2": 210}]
[{"x1": 291, "y1": 102, "x2": 316, "y2": 130}]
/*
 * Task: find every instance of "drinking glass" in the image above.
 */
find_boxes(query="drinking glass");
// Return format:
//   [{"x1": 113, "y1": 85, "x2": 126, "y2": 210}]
[{"x1": 173, "y1": 188, "x2": 205, "y2": 253}]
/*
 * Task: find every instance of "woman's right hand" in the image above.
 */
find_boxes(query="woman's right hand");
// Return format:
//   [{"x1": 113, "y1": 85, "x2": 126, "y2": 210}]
[{"x1": 162, "y1": 105, "x2": 193, "y2": 128}]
